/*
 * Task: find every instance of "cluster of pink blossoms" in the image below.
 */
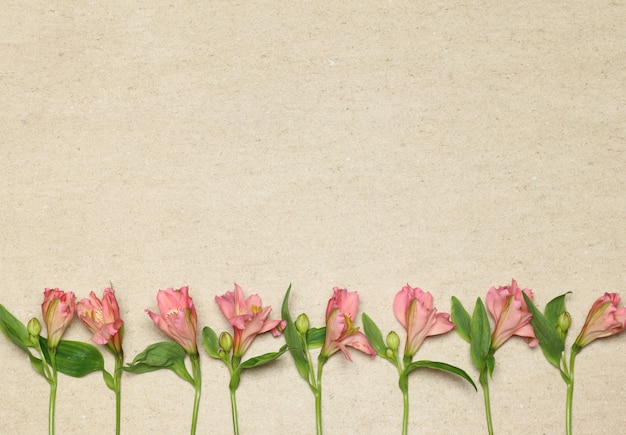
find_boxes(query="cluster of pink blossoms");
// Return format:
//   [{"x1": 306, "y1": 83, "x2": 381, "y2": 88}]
[{"x1": 38, "y1": 280, "x2": 626, "y2": 360}]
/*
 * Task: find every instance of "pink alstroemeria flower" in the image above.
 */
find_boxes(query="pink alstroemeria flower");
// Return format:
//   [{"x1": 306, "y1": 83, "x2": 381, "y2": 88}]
[
  {"x1": 574, "y1": 292, "x2": 626, "y2": 349},
  {"x1": 77, "y1": 288, "x2": 124, "y2": 355},
  {"x1": 42, "y1": 288, "x2": 76, "y2": 349},
  {"x1": 146, "y1": 286, "x2": 198, "y2": 354},
  {"x1": 393, "y1": 284, "x2": 455, "y2": 358},
  {"x1": 215, "y1": 283, "x2": 286, "y2": 358},
  {"x1": 486, "y1": 279, "x2": 538, "y2": 351},
  {"x1": 320, "y1": 287, "x2": 376, "y2": 362}
]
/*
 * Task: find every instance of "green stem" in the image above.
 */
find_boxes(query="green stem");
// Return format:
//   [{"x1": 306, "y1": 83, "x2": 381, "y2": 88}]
[
  {"x1": 315, "y1": 362, "x2": 324, "y2": 435},
  {"x1": 114, "y1": 353, "x2": 123, "y2": 435},
  {"x1": 49, "y1": 349, "x2": 58, "y2": 435},
  {"x1": 566, "y1": 349, "x2": 577, "y2": 435},
  {"x1": 402, "y1": 387, "x2": 409, "y2": 435},
  {"x1": 479, "y1": 370, "x2": 494, "y2": 435},
  {"x1": 230, "y1": 387, "x2": 239, "y2": 435},
  {"x1": 190, "y1": 353, "x2": 202, "y2": 435}
]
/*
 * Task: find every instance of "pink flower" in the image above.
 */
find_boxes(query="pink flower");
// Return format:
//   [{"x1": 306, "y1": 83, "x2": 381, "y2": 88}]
[
  {"x1": 77, "y1": 288, "x2": 124, "y2": 355},
  {"x1": 146, "y1": 286, "x2": 198, "y2": 354},
  {"x1": 574, "y1": 292, "x2": 626, "y2": 349},
  {"x1": 486, "y1": 279, "x2": 538, "y2": 350},
  {"x1": 42, "y1": 288, "x2": 76, "y2": 349},
  {"x1": 215, "y1": 283, "x2": 286, "y2": 358},
  {"x1": 393, "y1": 284, "x2": 455, "y2": 358},
  {"x1": 320, "y1": 287, "x2": 376, "y2": 362}
]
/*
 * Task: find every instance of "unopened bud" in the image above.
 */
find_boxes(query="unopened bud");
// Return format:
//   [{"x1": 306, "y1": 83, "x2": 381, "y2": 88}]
[
  {"x1": 27, "y1": 317, "x2": 41, "y2": 338},
  {"x1": 219, "y1": 332, "x2": 233, "y2": 352},
  {"x1": 557, "y1": 311, "x2": 571, "y2": 334},
  {"x1": 295, "y1": 313, "x2": 310, "y2": 335},
  {"x1": 386, "y1": 331, "x2": 400, "y2": 352},
  {"x1": 385, "y1": 348, "x2": 395, "y2": 360}
]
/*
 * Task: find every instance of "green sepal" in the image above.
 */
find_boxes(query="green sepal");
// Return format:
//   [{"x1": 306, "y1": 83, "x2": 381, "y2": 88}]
[
  {"x1": 306, "y1": 327, "x2": 327, "y2": 349},
  {"x1": 450, "y1": 296, "x2": 472, "y2": 343},
  {"x1": 0, "y1": 304, "x2": 33, "y2": 351},
  {"x1": 123, "y1": 342, "x2": 194, "y2": 385},
  {"x1": 281, "y1": 285, "x2": 311, "y2": 383},
  {"x1": 103, "y1": 370, "x2": 115, "y2": 390},
  {"x1": 470, "y1": 298, "x2": 491, "y2": 372},
  {"x1": 239, "y1": 344, "x2": 288, "y2": 371},
  {"x1": 361, "y1": 313, "x2": 387, "y2": 356},
  {"x1": 41, "y1": 338, "x2": 105, "y2": 378},
  {"x1": 523, "y1": 292, "x2": 564, "y2": 369},
  {"x1": 401, "y1": 360, "x2": 477, "y2": 391},
  {"x1": 202, "y1": 326, "x2": 221, "y2": 359}
]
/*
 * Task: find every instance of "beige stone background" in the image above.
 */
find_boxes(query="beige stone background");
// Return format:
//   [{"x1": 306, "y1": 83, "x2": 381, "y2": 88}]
[{"x1": 1, "y1": 1, "x2": 625, "y2": 434}]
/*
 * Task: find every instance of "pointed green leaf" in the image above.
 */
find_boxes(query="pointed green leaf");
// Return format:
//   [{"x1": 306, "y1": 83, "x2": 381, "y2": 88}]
[
  {"x1": 28, "y1": 353, "x2": 46, "y2": 377},
  {"x1": 522, "y1": 293, "x2": 563, "y2": 369},
  {"x1": 403, "y1": 360, "x2": 477, "y2": 391},
  {"x1": 0, "y1": 304, "x2": 32, "y2": 351},
  {"x1": 56, "y1": 340, "x2": 105, "y2": 377},
  {"x1": 544, "y1": 292, "x2": 571, "y2": 327},
  {"x1": 202, "y1": 326, "x2": 221, "y2": 359},
  {"x1": 362, "y1": 313, "x2": 387, "y2": 356},
  {"x1": 123, "y1": 342, "x2": 194, "y2": 385},
  {"x1": 103, "y1": 370, "x2": 115, "y2": 390},
  {"x1": 239, "y1": 345, "x2": 288, "y2": 370},
  {"x1": 306, "y1": 327, "x2": 327, "y2": 349},
  {"x1": 470, "y1": 298, "x2": 491, "y2": 372},
  {"x1": 281, "y1": 285, "x2": 311, "y2": 383},
  {"x1": 451, "y1": 296, "x2": 472, "y2": 343}
]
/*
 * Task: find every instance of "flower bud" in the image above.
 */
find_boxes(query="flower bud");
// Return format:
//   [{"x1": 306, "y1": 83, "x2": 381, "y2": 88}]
[
  {"x1": 219, "y1": 331, "x2": 233, "y2": 352},
  {"x1": 385, "y1": 348, "x2": 395, "y2": 360},
  {"x1": 26, "y1": 317, "x2": 41, "y2": 344},
  {"x1": 295, "y1": 313, "x2": 310, "y2": 335},
  {"x1": 386, "y1": 331, "x2": 400, "y2": 351},
  {"x1": 557, "y1": 311, "x2": 571, "y2": 333}
]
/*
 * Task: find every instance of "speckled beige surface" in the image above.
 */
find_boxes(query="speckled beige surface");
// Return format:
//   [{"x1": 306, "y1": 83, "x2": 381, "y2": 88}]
[{"x1": 1, "y1": 2, "x2": 625, "y2": 434}]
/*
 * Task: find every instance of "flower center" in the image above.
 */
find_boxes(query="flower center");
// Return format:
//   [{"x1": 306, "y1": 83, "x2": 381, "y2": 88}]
[{"x1": 94, "y1": 308, "x2": 104, "y2": 324}]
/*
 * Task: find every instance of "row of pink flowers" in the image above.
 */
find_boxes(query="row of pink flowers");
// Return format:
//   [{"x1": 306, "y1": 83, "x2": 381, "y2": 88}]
[{"x1": 39, "y1": 281, "x2": 626, "y2": 362}]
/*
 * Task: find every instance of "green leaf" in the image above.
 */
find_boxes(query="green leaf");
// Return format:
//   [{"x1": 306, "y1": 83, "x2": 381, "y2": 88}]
[
  {"x1": 486, "y1": 354, "x2": 495, "y2": 378},
  {"x1": 239, "y1": 345, "x2": 288, "y2": 370},
  {"x1": 229, "y1": 370, "x2": 241, "y2": 391},
  {"x1": 362, "y1": 313, "x2": 387, "y2": 356},
  {"x1": 450, "y1": 296, "x2": 472, "y2": 343},
  {"x1": 51, "y1": 339, "x2": 105, "y2": 378},
  {"x1": 28, "y1": 353, "x2": 46, "y2": 377},
  {"x1": 124, "y1": 342, "x2": 194, "y2": 385},
  {"x1": 544, "y1": 292, "x2": 571, "y2": 327},
  {"x1": 470, "y1": 298, "x2": 491, "y2": 372},
  {"x1": 103, "y1": 370, "x2": 115, "y2": 390},
  {"x1": 523, "y1": 293, "x2": 564, "y2": 369},
  {"x1": 202, "y1": 326, "x2": 221, "y2": 359},
  {"x1": 0, "y1": 304, "x2": 32, "y2": 352},
  {"x1": 281, "y1": 285, "x2": 311, "y2": 383},
  {"x1": 306, "y1": 327, "x2": 327, "y2": 349},
  {"x1": 403, "y1": 360, "x2": 477, "y2": 391}
]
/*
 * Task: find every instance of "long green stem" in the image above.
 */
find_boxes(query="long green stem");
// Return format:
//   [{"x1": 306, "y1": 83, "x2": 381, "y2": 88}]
[
  {"x1": 230, "y1": 387, "x2": 239, "y2": 435},
  {"x1": 114, "y1": 353, "x2": 123, "y2": 435},
  {"x1": 479, "y1": 370, "x2": 494, "y2": 435},
  {"x1": 315, "y1": 362, "x2": 324, "y2": 435},
  {"x1": 48, "y1": 350, "x2": 58, "y2": 435},
  {"x1": 402, "y1": 388, "x2": 409, "y2": 435},
  {"x1": 566, "y1": 350, "x2": 577, "y2": 435},
  {"x1": 190, "y1": 353, "x2": 202, "y2": 435}
]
